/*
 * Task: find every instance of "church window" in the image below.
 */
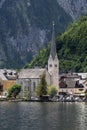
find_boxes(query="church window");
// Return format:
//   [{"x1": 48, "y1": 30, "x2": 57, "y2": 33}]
[
  {"x1": 28, "y1": 86, "x2": 29, "y2": 91},
  {"x1": 24, "y1": 86, "x2": 27, "y2": 91},
  {"x1": 55, "y1": 64, "x2": 57, "y2": 67},
  {"x1": 33, "y1": 82, "x2": 36, "y2": 91},
  {"x1": 50, "y1": 64, "x2": 52, "y2": 67}
]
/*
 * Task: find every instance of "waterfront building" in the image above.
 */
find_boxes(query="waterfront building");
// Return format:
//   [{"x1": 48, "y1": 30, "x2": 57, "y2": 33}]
[
  {"x1": 17, "y1": 69, "x2": 50, "y2": 98},
  {"x1": 59, "y1": 73, "x2": 87, "y2": 95},
  {"x1": 0, "y1": 69, "x2": 18, "y2": 97}
]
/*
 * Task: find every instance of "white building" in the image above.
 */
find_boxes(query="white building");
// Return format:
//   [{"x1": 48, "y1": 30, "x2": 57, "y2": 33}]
[{"x1": 17, "y1": 69, "x2": 50, "y2": 98}]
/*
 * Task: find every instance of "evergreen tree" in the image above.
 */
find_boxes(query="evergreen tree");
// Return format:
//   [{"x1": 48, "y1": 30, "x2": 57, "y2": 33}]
[{"x1": 36, "y1": 74, "x2": 48, "y2": 96}]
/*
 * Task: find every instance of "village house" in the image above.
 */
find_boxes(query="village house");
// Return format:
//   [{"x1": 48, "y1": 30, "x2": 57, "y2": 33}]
[
  {"x1": 59, "y1": 73, "x2": 87, "y2": 95},
  {"x1": 0, "y1": 69, "x2": 18, "y2": 97}
]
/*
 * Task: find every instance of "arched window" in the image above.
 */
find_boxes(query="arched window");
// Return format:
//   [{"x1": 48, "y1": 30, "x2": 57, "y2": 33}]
[
  {"x1": 33, "y1": 82, "x2": 36, "y2": 91},
  {"x1": 50, "y1": 64, "x2": 52, "y2": 67},
  {"x1": 55, "y1": 64, "x2": 57, "y2": 67}
]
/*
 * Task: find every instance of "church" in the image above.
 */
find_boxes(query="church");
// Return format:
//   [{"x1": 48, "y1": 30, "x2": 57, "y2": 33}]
[{"x1": 17, "y1": 23, "x2": 59, "y2": 98}]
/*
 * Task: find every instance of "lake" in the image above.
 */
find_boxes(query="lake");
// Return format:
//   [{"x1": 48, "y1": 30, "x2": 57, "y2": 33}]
[{"x1": 0, "y1": 102, "x2": 87, "y2": 130}]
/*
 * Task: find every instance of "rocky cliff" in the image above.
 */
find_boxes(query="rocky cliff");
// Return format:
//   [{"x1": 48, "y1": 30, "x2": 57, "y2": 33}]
[
  {"x1": 58, "y1": 0, "x2": 87, "y2": 21},
  {"x1": 0, "y1": 0, "x2": 87, "y2": 68}
]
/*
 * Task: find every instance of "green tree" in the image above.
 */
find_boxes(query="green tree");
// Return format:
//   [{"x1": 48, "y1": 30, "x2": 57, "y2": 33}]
[
  {"x1": 36, "y1": 74, "x2": 48, "y2": 96},
  {"x1": 48, "y1": 86, "x2": 58, "y2": 98},
  {"x1": 8, "y1": 84, "x2": 21, "y2": 98},
  {"x1": 24, "y1": 87, "x2": 30, "y2": 100}
]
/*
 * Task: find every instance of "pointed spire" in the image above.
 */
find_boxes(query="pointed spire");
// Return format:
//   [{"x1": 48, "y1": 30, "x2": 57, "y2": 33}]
[{"x1": 50, "y1": 21, "x2": 57, "y2": 60}]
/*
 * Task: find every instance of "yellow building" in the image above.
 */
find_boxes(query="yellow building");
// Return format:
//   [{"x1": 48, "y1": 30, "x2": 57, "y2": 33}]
[{"x1": 0, "y1": 69, "x2": 18, "y2": 97}]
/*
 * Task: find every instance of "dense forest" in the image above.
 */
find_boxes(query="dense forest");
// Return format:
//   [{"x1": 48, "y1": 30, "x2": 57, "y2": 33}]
[{"x1": 25, "y1": 15, "x2": 87, "y2": 73}]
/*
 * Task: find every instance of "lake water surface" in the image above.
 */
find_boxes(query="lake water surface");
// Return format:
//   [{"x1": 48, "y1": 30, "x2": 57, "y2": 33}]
[{"x1": 0, "y1": 102, "x2": 87, "y2": 130}]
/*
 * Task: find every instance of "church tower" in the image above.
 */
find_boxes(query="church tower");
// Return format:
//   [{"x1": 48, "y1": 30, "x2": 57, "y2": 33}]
[{"x1": 48, "y1": 22, "x2": 59, "y2": 89}]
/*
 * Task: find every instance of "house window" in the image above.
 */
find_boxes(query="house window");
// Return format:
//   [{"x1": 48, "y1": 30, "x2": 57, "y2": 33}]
[
  {"x1": 0, "y1": 84, "x2": 3, "y2": 92},
  {"x1": 20, "y1": 81, "x2": 23, "y2": 85},
  {"x1": 4, "y1": 93, "x2": 7, "y2": 96},
  {"x1": 28, "y1": 86, "x2": 29, "y2": 91},
  {"x1": 79, "y1": 89, "x2": 84, "y2": 91}
]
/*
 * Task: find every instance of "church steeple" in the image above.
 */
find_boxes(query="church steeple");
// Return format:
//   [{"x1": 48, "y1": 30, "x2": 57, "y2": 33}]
[
  {"x1": 48, "y1": 22, "x2": 59, "y2": 89},
  {"x1": 50, "y1": 22, "x2": 57, "y2": 60}
]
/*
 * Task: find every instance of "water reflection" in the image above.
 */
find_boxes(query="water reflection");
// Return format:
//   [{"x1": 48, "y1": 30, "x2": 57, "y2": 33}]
[
  {"x1": 75, "y1": 103, "x2": 87, "y2": 130},
  {"x1": 0, "y1": 102, "x2": 87, "y2": 130}
]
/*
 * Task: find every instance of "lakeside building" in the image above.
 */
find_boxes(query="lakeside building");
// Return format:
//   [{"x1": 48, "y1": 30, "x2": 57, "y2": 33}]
[
  {"x1": 0, "y1": 69, "x2": 18, "y2": 97},
  {"x1": 59, "y1": 73, "x2": 87, "y2": 95},
  {"x1": 17, "y1": 23, "x2": 59, "y2": 98}
]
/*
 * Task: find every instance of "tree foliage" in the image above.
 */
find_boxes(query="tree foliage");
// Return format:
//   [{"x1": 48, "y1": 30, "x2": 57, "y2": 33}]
[
  {"x1": 24, "y1": 47, "x2": 50, "y2": 69},
  {"x1": 8, "y1": 84, "x2": 21, "y2": 98},
  {"x1": 48, "y1": 86, "x2": 58, "y2": 97},
  {"x1": 25, "y1": 15, "x2": 87, "y2": 72},
  {"x1": 36, "y1": 74, "x2": 48, "y2": 96}
]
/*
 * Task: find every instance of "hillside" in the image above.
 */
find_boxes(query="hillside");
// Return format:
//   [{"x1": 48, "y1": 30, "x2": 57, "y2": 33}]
[
  {"x1": 0, "y1": 0, "x2": 72, "y2": 68},
  {"x1": 0, "y1": 0, "x2": 87, "y2": 68},
  {"x1": 25, "y1": 15, "x2": 87, "y2": 73}
]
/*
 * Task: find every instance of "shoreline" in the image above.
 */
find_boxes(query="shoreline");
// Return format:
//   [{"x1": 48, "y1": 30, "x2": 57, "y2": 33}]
[{"x1": 0, "y1": 98, "x2": 87, "y2": 103}]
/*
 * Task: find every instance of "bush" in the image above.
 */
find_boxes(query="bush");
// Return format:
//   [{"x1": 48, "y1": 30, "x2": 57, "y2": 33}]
[
  {"x1": 48, "y1": 86, "x2": 58, "y2": 98},
  {"x1": 8, "y1": 84, "x2": 21, "y2": 98}
]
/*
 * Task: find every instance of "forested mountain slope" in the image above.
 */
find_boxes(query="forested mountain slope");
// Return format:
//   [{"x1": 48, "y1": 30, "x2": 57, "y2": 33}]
[{"x1": 25, "y1": 16, "x2": 87, "y2": 72}]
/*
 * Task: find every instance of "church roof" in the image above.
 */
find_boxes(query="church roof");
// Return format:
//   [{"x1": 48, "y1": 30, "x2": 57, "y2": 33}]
[
  {"x1": 50, "y1": 22, "x2": 57, "y2": 59},
  {"x1": 18, "y1": 69, "x2": 46, "y2": 79}
]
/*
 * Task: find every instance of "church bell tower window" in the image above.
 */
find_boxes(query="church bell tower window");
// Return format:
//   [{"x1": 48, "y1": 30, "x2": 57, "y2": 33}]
[
  {"x1": 55, "y1": 64, "x2": 57, "y2": 67},
  {"x1": 50, "y1": 64, "x2": 52, "y2": 67}
]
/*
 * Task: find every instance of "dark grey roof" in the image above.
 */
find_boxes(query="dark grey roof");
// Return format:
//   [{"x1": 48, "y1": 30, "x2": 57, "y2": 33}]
[{"x1": 18, "y1": 69, "x2": 46, "y2": 79}]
